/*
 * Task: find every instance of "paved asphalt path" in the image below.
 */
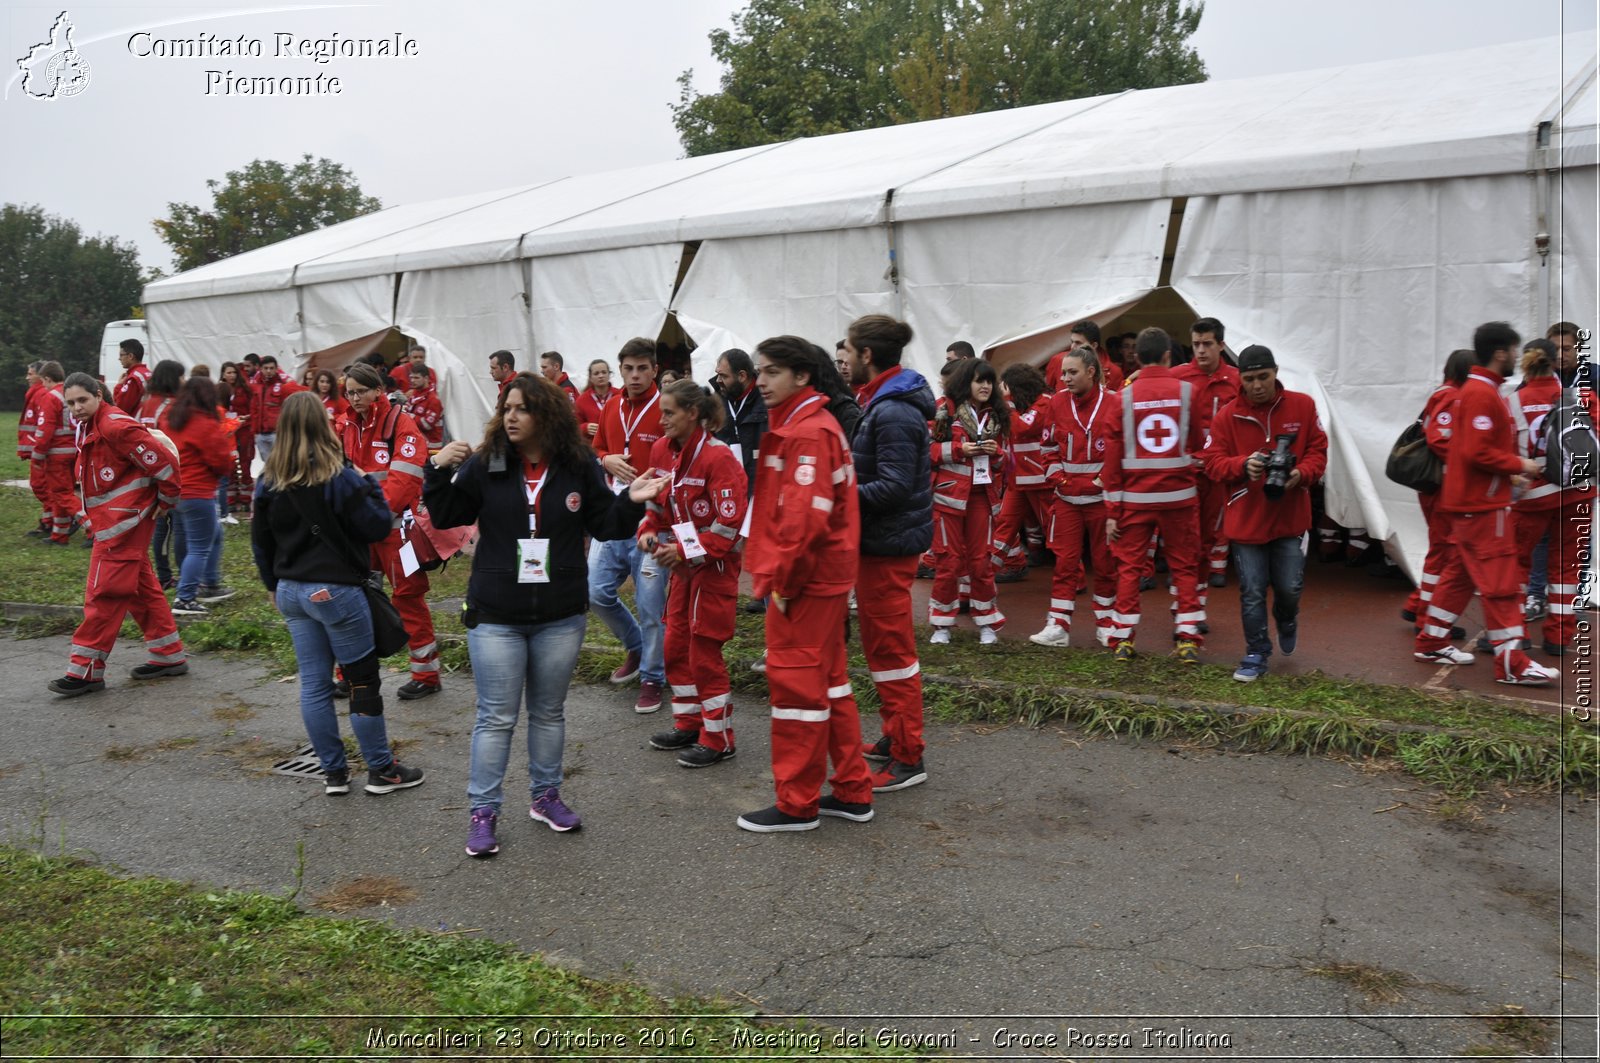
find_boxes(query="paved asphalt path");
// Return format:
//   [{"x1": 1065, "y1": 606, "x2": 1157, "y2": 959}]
[{"x1": 2, "y1": 634, "x2": 1595, "y2": 1061}]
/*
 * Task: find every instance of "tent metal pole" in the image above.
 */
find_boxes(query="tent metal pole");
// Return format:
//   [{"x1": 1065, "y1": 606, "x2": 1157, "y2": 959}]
[{"x1": 883, "y1": 187, "x2": 902, "y2": 320}]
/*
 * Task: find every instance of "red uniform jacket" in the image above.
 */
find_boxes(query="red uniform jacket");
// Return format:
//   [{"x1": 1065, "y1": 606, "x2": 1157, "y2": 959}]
[
  {"x1": 1172, "y1": 361, "x2": 1242, "y2": 443},
  {"x1": 930, "y1": 403, "x2": 1004, "y2": 513},
  {"x1": 1439, "y1": 368, "x2": 1527, "y2": 514},
  {"x1": 227, "y1": 381, "x2": 254, "y2": 427},
  {"x1": 76, "y1": 402, "x2": 179, "y2": 546},
  {"x1": 394, "y1": 363, "x2": 434, "y2": 391},
  {"x1": 31, "y1": 386, "x2": 75, "y2": 462},
  {"x1": 405, "y1": 387, "x2": 445, "y2": 447},
  {"x1": 251, "y1": 372, "x2": 306, "y2": 434},
  {"x1": 554, "y1": 373, "x2": 580, "y2": 403},
  {"x1": 1421, "y1": 381, "x2": 1461, "y2": 460},
  {"x1": 339, "y1": 394, "x2": 427, "y2": 527},
  {"x1": 112, "y1": 363, "x2": 150, "y2": 415},
  {"x1": 137, "y1": 392, "x2": 175, "y2": 430},
  {"x1": 18, "y1": 382, "x2": 43, "y2": 459},
  {"x1": 160, "y1": 410, "x2": 236, "y2": 499},
  {"x1": 575, "y1": 387, "x2": 614, "y2": 439},
  {"x1": 1005, "y1": 396, "x2": 1054, "y2": 491},
  {"x1": 1509, "y1": 375, "x2": 1599, "y2": 511},
  {"x1": 744, "y1": 387, "x2": 859, "y2": 600},
  {"x1": 323, "y1": 394, "x2": 351, "y2": 424},
  {"x1": 1201, "y1": 384, "x2": 1329, "y2": 543},
  {"x1": 593, "y1": 386, "x2": 663, "y2": 481},
  {"x1": 1046, "y1": 385, "x2": 1121, "y2": 506},
  {"x1": 637, "y1": 428, "x2": 748, "y2": 566},
  {"x1": 1101, "y1": 364, "x2": 1205, "y2": 519}
]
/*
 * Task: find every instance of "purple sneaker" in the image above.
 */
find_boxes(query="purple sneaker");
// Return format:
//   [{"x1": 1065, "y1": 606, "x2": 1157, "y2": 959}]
[
  {"x1": 465, "y1": 808, "x2": 499, "y2": 857},
  {"x1": 529, "y1": 789, "x2": 582, "y2": 832}
]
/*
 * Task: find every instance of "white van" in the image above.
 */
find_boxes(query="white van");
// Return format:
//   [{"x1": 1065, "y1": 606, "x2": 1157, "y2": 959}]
[{"x1": 99, "y1": 319, "x2": 148, "y2": 383}]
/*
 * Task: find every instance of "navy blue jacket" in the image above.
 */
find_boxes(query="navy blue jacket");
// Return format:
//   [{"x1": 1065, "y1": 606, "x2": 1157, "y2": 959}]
[
  {"x1": 252, "y1": 466, "x2": 394, "y2": 592},
  {"x1": 852, "y1": 368, "x2": 935, "y2": 556}
]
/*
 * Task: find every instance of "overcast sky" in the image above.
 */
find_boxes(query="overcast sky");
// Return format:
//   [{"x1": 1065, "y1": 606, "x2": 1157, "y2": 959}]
[{"x1": 2, "y1": 0, "x2": 1593, "y2": 272}]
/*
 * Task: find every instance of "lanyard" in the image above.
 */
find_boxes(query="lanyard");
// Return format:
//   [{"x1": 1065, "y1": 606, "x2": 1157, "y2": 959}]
[
  {"x1": 1071, "y1": 387, "x2": 1105, "y2": 454},
  {"x1": 619, "y1": 391, "x2": 659, "y2": 451},
  {"x1": 670, "y1": 433, "x2": 707, "y2": 524},
  {"x1": 974, "y1": 409, "x2": 991, "y2": 437},
  {"x1": 728, "y1": 388, "x2": 753, "y2": 424},
  {"x1": 523, "y1": 459, "x2": 548, "y2": 536},
  {"x1": 780, "y1": 394, "x2": 824, "y2": 429}
]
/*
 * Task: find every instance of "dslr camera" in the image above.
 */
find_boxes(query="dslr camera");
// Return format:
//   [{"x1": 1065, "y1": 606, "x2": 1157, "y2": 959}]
[{"x1": 1262, "y1": 434, "x2": 1298, "y2": 499}]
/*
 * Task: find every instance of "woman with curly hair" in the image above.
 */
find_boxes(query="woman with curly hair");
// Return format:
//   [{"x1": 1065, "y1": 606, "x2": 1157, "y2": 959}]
[
  {"x1": 425, "y1": 373, "x2": 668, "y2": 857},
  {"x1": 929, "y1": 357, "x2": 1010, "y2": 642}
]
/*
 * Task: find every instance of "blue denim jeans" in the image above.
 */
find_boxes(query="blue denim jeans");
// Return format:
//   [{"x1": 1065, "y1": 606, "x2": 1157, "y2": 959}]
[
  {"x1": 276, "y1": 579, "x2": 392, "y2": 775},
  {"x1": 1233, "y1": 535, "x2": 1307, "y2": 659},
  {"x1": 151, "y1": 511, "x2": 185, "y2": 584},
  {"x1": 587, "y1": 536, "x2": 665, "y2": 684},
  {"x1": 173, "y1": 497, "x2": 222, "y2": 601},
  {"x1": 216, "y1": 478, "x2": 230, "y2": 518},
  {"x1": 255, "y1": 432, "x2": 276, "y2": 465},
  {"x1": 466, "y1": 614, "x2": 586, "y2": 813},
  {"x1": 1527, "y1": 533, "x2": 1550, "y2": 598}
]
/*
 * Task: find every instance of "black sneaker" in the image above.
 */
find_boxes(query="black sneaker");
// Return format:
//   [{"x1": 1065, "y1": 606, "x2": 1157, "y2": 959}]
[
  {"x1": 396, "y1": 680, "x2": 439, "y2": 701},
  {"x1": 130, "y1": 661, "x2": 189, "y2": 680},
  {"x1": 861, "y1": 734, "x2": 892, "y2": 763},
  {"x1": 197, "y1": 584, "x2": 237, "y2": 603},
  {"x1": 1399, "y1": 607, "x2": 1418, "y2": 623},
  {"x1": 324, "y1": 769, "x2": 350, "y2": 796},
  {"x1": 365, "y1": 761, "x2": 425, "y2": 794},
  {"x1": 678, "y1": 744, "x2": 735, "y2": 768},
  {"x1": 994, "y1": 567, "x2": 1027, "y2": 584},
  {"x1": 915, "y1": 563, "x2": 935, "y2": 580},
  {"x1": 1542, "y1": 641, "x2": 1568, "y2": 658},
  {"x1": 160, "y1": 577, "x2": 177, "y2": 592},
  {"x1": 332, "y1": 679, "x2": 350, "y2": 700},
  {"x1": 649, "y1": 727, "x2": 700, "y2": 750},
  {"x1": 871, "y1": 759, "x2": 928, "y2": 792},
  {"x1": 743, "y1": 598, "x2": 768, "y2": 614},
  {"x1": 817, "y1": 795, "x2": 875, "y2": 822},
  {"x1": 736, "y1": 805, "x2": 819, "y2": 833},
  {"x1": 48, "y1": 676, "x2": 105, "y2": 698},
  {"x1": 170, "y1": 599, "x2": 209, "y2": 616}
]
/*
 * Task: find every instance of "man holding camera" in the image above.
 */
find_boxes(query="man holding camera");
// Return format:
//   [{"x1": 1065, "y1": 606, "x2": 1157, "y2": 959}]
[{"x1": 1201, "y1": 345, "x2": 1328, "y2": 682}]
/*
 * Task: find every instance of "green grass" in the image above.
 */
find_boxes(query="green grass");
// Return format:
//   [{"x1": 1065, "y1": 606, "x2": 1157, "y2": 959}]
[
  {"x1": 3, "y1": 484, "x2": 1593, "y2": 796},
  {"x1": 0, "y1": 411, "x2": 28, "y2": 482},
  {"x1": 0, "y1": 846, "x2": 906, "y2": 1059}
]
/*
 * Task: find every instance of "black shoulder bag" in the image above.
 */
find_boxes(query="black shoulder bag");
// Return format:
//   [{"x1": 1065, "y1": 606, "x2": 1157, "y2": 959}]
[
  {"x1": 1385, "y1": 416, "x2": 1443, "y2": 493},
  {"x1": 284, "y1": 482, "x2": 411, "y2": 658}
]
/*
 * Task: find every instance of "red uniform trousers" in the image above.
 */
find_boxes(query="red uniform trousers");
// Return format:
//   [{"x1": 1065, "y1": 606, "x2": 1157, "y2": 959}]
[
  {"x1": 1107, "y1": 506, "x2": 1204, "y2": 647},
  {"x1": 931, "y1": 485, "x2": 1004, "y2": 629},
  {"x1": 28, "y1": 458, "x2": 50, "y2": 528},
  {"x1": 991, "y1": 487, "x2": 1051, "y2": 567},
  {"x1": 857, "y1": 554, "x2": 925, "y2": 764},
  {"x1": 1047, "y1": 498, "x2": 1116, "y2": 639},
  {"x1": 372, "y1": 533, "x2": 439, "y2": 686},
  {"x1": 229, "y1": 431, "x2": 256, "y2": 508},
  {"x1": 1415, "y1": 509, "x2": 1535, "y2": 680},
  {"x1": 663, "y1": 559, "x2": 739, "y2": 752},
  {"x1": 43, "y1": 456, "x2": 77, "y2": 542},
  {"x1": 1515, "y1": 501, "x2": 1588, "y2": 647},
  {"x1": 67, "y1": 520, "x2": 185, "y2": 682},
  {"x1": 765, "y1": 591, "x2": 873, "y2": 818},
  {"x1": 1198, "y1": 478, "x2": 1229, "y2": 588},
  {"x1": 1402, "y1": 492, "x2": 1453, "y2": 620}
]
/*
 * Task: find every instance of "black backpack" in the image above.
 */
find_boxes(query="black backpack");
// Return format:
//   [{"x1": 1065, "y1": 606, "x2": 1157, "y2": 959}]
[{"x1": 1541, "y1": 387, "x2": 1600, "y2": 489}]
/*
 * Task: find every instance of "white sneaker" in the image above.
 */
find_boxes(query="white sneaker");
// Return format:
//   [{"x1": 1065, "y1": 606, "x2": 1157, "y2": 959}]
[
  {"x1": 979, "y1": 626, "x2": 999, "y2": 645},
  {"x1": 1096, "y1": 627, "x2": 1113, "y2": 647},
  {"x1": 221, "y1": 514, "x2": 239, "y2": 525},
  {"x1": 1415, "y1": 646, "x2": 1474, "y2": 666},
  {"x1": 1029, "y1": 622, "x2": 1070, "y2": 647},
  {"x1": 929, "y1": 629, "x2": 950, "y2": 645},
  {"x1": 1498, "y1": 660, "x2": 1559, "y2": 686}
]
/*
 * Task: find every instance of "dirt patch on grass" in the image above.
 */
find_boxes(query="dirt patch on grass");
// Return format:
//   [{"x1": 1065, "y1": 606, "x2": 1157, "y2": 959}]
[{"x1": 312, "y1": 875, "x2": 418, "y2": 913}]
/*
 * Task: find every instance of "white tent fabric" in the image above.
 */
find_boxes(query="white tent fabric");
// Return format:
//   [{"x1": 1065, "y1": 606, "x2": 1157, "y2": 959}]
[
  {"x1": 898, "y1": 200, "x2": 1172, "y2": 377},
  {"x1": 527, "y1": 244, "x2": 683, "y2": 367},
  {"x1": 299, "y1": 277, "x2": 394, "y2": 354},
  {"x1": 1169, "y1": 173, "x2": 1554, "y2": 575},
  {"x1": 148, "y1": 289, "x2": 300, "y2": 370},
  {"x1": 394, "y1": 262, "x2": 528, "y2": 437},
  {"x1": 671, "y1": 228, "x2": 897, "y2": 380},
  {"x1": 140, "y1": 30, "x2": 1596, "y2": 580}
]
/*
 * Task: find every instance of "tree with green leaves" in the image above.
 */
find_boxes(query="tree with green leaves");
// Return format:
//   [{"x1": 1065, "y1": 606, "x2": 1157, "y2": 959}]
[
  {"x1": 0, "y1": 204, "x2": 143, "y2": 407},
  {"x1": 673, "y1": 0, "x2": 1207, "y2": 156},
  {"x1": 154, "y1": 154, "x2": 382, "y2": 273}
]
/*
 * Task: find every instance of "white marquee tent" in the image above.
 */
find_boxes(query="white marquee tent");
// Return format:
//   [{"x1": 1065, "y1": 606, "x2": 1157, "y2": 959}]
[{"x1": 144, "y1": 31, "x2": 1597, "y2": 577}]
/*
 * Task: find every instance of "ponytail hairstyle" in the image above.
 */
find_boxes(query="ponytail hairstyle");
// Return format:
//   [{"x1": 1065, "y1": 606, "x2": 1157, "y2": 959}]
[
  {"x1": 663, "y1": 377, "x2": 725, "y2": 433},
  {"x1": 1064, "y1": 345, "x2": 1104, "y2": 388},
  {"x1": 1442, "y1": 349, "x2": 1475, "y2": 387},
  {"x1": 753, "y1": 335, "x2": 817, "y2": 385},
  {"x1": 1521, "y1": 338, "x2": 1557, "y2": 379}
]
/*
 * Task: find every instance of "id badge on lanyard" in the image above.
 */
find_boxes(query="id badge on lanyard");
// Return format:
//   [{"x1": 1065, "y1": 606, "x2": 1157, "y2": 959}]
[
  {"x1": 518, "y1": 466, "x2": 551, "y2": 584},
  {"x1": 971, "y1": 412, "x2": 992, "y2": 484}
]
